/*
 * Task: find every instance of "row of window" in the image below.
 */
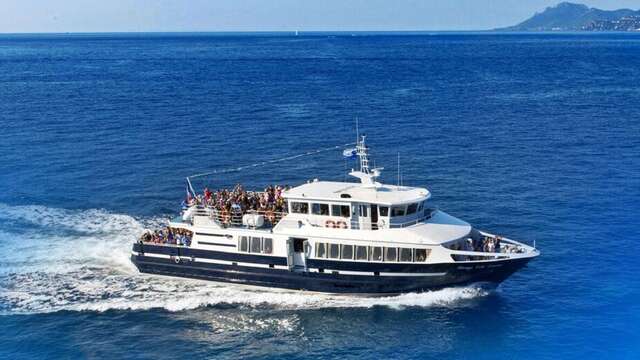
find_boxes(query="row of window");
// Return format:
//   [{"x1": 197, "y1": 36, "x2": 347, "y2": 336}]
[
  {"x1": 239, "y1": 236, "x2": 273, "y2": 254},
  {"x1": 291, "y1": 202, "x2": 351, "y2": 217},
  {"x1": 390, "y1": 201, "x2": 426, "y2": 217},
  {"x1": 290, "y1": 201, "x2": 429, "y2": 219},
  {"x1": 315, "y1": 243, "x2": 430, "y2": 262}
]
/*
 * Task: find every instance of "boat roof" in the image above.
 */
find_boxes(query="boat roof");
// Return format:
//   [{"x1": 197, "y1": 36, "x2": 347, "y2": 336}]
[{"x1": 283, "y1": 180, "x2": 430, "y2": 205}]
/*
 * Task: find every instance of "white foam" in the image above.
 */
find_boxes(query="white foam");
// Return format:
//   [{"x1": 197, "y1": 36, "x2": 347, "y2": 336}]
[{"x1": 0, "y1": 204, "x2": 490, "y2": 315}]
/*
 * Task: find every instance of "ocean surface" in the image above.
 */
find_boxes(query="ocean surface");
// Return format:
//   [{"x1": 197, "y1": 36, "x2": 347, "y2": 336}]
[{"x1": 0, "y1": 32, "x2": 639, "y2": 359}]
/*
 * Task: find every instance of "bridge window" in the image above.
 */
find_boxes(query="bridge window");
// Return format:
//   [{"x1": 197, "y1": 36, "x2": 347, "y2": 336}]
[
  {"x1": 370, "y1": 246, "x2": 383, "y2": 261},
  {"x1": 406, "y1": 203, "x2": 418, "y2": 215},
  {"x1": 379, "y1": 206, "x2": 389, "y2": 217},
  {"x1": 331, "y1": 204, "x2": 350, "y2": 218},
  {"x1": 384, "y1": 247, "x2": 398, "y2": 262},
  {"x1": 391, "y1": 206, "x2": 405, "y2": 217},
  {"x1": 329, "y1": 243, "x2": 340, "y2": 259},
  {"x1": 239, "y1": 236, "x2": 248, "y2": 252},
  {"x1": 355, "y1": 246, "x2": 368, "y2": 261},
  {"x1": 341, "y1": 244, "x2": 354, "y2": 260},
  {"x1": 417, "y1": 202, "x2": 424, "y2": 212},
  {"x1": 316, "y1": 242, "x2": 326, "y2": 258},
  {"x1": 399, "y1": 248, "x2": 413, "y2": 262},
  {"x1": 262, "y1": 238, "x2": 273, "y2": 254},
  {"x1": 291, "y1": 202, "x2": 309, "y2": 214},
  {"x1": 415, "y1": 248, "x2": 429, "y2": 262},
  {"x1": 250, "y1": 237, "x2": 262, "y2": 253}
]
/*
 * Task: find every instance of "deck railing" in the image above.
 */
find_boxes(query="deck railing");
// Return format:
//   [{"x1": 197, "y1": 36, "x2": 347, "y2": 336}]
[{"x1": 202, "y1": 207, "x2": 287, "y2": 228}]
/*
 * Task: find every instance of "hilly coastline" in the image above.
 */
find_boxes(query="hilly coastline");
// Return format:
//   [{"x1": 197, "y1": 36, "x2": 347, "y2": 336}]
[{"x1": 498, "y1": 2, "x2": 640, "y2": 31}]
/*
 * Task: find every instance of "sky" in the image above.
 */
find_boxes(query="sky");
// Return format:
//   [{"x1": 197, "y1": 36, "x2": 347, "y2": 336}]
[{"x1": 1, "y1": 0, "x2": 640, "y2": 33}]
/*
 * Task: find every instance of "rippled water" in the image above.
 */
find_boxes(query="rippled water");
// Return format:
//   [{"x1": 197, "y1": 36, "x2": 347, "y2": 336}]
[{"x1": 1, "y1": 32, "x2": 639, "y2": 359}]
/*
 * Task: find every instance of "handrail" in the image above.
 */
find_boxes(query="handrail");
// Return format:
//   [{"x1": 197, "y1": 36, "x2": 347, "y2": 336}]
[
  {"x1": 198, "y1": 207, "x2": 287, "y2": 228},
  {"x1": 389, "y1": 208, "x2": 437, "y2": 228}
]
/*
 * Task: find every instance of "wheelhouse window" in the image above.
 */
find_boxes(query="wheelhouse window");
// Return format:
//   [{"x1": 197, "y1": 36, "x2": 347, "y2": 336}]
[
  {"x1": 329, "y1": 243, "x2": 340, "y2": 259},
  {"x1": 355, "y1": 246, "x2": 368, "y2": 261},
  {"x1": 250, "y1": 237, "x2": 262, "y2": 253},
  {"x1": 406, "y1": 203, "x2": 418, "y2": 215},
  {"x1": 291, "y1": 202, "x2": 309, "y2": 214},
  {"x1": 384, "y1": 247, "x2": 398, "y2": 262},
  {"x1": 316, "y1": 242, "x2": 326, "y2": 258},
  {"x1": 239, "y1": 236, "x2": 248, "y2": 252},
  {"x1": 391, "y1": 206, "x2": 406, "y2": 217},
  {"x1": 415, "y1": 248, "x2": 429, "y2": 262},
  {"x1": 341, "y1": 245, "x2": 354, "y2": 260},
  {"x1": 399, "y1": 248, "x2": 413, "y2": 262},
  {"x1": 379, "y1": 206, "x2": 389, "y2": 217},
  {"x1": 417, "y1": 201, "x2": 424, "y2": 212},
  {"x1": 312, "y1": 203, "x2": 330, "y2": 216},
  {"x1": 331, "y1": 204, "x2": 350, "y2": 218},
  {"x1": 370, "y1": 246, "x2": 383, "y2": 261},
  {"x1": 262, "y1": 238, "x2": 273, "y2": 254}
]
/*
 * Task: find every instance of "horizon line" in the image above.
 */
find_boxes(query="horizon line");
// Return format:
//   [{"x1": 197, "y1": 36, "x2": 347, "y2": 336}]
[{"x1": 2, "y1": 29, "x2": 639, "y2": 36}]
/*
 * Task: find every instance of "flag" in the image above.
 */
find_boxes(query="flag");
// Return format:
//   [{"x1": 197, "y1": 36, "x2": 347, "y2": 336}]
[{"x1": 343, "y1": 148, "x2": 357, "y2": 159}]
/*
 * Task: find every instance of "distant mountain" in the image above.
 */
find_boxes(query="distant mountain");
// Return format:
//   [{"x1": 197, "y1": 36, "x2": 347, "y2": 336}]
[{"x1": 498, "y1": 2, "x2": 640, "y2": 31}]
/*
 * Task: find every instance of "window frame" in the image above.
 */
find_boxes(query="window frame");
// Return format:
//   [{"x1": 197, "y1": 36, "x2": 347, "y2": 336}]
[
  {"x1": 250, "y1": 236, "x2": 262, "y2": 253},
  {"x1": 331, "y1": 204, "x2": 351, "y2": 218},
  {"x1": 312, "y1": 203, "x2": 330, "y2": 216},
  {"x1": 291, "y1": 201, "x2": 309, "y2": 214},
  {"x1": 355, "y1": 245, "x2": 368, "y2": 261},
  {"x1": 341, "y1": 244, "x2": 354, "y2": 260},
  {"x1": 370, "y1": 246, "x2": 383, "y2": 262},
  {"x1": 414, "y1": 248, "x2": 429, "y2": 262},
  {"x1": 328, "y1": 243, "x2": 340, "y2": 259},
  {"x1": 379, "y1": 206, "x2": 389, "y2": 217},
  {"x1": 262, "y1": 238, "x2": 273, "y2": 254},
  {"x1": 391, "y1": 206, "x2": 406, "y2": 217},
  {"x1": 316, "y1": 242, "x2": 327, "y2": 258},
  {"x1": 384, "y1": 247, "x2": 398, "y2": 262},
  {"x1": 239, "y1": 236, "x2": 249, "y2": 252},
  {"x1": 399, "y1": 247, "x2": 413, "y2": 262},
  {"x1": 359, "y1": 205, "x2": 368, "y2": 217}
]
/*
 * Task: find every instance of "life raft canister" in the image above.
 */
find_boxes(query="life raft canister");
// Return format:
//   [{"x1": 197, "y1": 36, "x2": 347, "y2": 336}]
[
  {"x1": 325, "y1": 220, "x2": 336, "y2": 228},
  {"x1": 336, "y1": 220, "x2": 348, "y2": 229}
]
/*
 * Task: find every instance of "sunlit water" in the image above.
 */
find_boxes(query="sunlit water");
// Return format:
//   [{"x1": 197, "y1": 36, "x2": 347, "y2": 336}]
[{"x1": 0, "y1": 32, "x2": 639, "y2": 359}]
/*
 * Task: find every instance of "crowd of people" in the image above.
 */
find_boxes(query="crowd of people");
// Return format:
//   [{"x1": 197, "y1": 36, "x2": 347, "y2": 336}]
[
  {"x1": 449, "y1": 235, "x2": 503, "y2": 261},
  {"x1": 140, "y1": 227, "x2": 193, "y2": 246},
  {"x1": 184, "y1": 184, "x2": 289, "y2": 225}
]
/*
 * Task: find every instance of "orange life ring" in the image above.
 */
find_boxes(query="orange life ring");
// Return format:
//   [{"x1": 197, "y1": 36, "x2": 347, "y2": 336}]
[
  {"x1": 336, "y1": 221, "x2": 348, "y2": 229},
  {"x1": 325, "y1": 220, "x2": 336, "y2": 228}
]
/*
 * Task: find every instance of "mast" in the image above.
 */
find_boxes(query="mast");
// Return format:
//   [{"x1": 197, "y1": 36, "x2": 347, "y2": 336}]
[
  {"x1": 349, "y1": 135, "x2": 383, "y2": 187},
  {"x1": 356, "y1": 134, "x2": 370, "y2": 174}
]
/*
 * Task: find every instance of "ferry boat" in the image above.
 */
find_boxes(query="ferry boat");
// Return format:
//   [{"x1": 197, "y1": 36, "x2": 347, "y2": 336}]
[{"x1": 131, "y1": 136, "x2": 539, "y2": 294}]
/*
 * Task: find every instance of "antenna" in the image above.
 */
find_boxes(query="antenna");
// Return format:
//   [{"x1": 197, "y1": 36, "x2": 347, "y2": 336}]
[
  {"x1": 397, "y1": 152, "x2": 400, "y2": 186},
  {"x1": 355, "y1": 117, "x2": 359, "y2": 144}
]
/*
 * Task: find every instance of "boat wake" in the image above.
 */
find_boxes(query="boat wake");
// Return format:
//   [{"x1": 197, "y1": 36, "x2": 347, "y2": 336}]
[{"x1": 0, "y1": 204, "x2": 491, "y2": 315}]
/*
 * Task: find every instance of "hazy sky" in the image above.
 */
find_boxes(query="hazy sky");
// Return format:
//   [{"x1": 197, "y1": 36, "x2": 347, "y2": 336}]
[{"x1": 2, "y1": 0, "x2": 640, "y2": 33}]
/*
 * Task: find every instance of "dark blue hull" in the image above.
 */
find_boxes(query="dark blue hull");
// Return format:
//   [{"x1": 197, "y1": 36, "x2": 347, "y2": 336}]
[{"x1": 131, "y1": 243, "x2": 533, "y2": 294}]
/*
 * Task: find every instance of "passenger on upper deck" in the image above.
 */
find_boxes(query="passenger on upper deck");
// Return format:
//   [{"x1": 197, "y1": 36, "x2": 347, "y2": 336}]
[{"x1": 184, "y1": 183, "x2": 289, "y2": 226}]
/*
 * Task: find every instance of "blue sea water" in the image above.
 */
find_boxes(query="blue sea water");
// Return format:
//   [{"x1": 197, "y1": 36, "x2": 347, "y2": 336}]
[{"x1": 1, "y1": 32, "x2": 639, "y2": 359}]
